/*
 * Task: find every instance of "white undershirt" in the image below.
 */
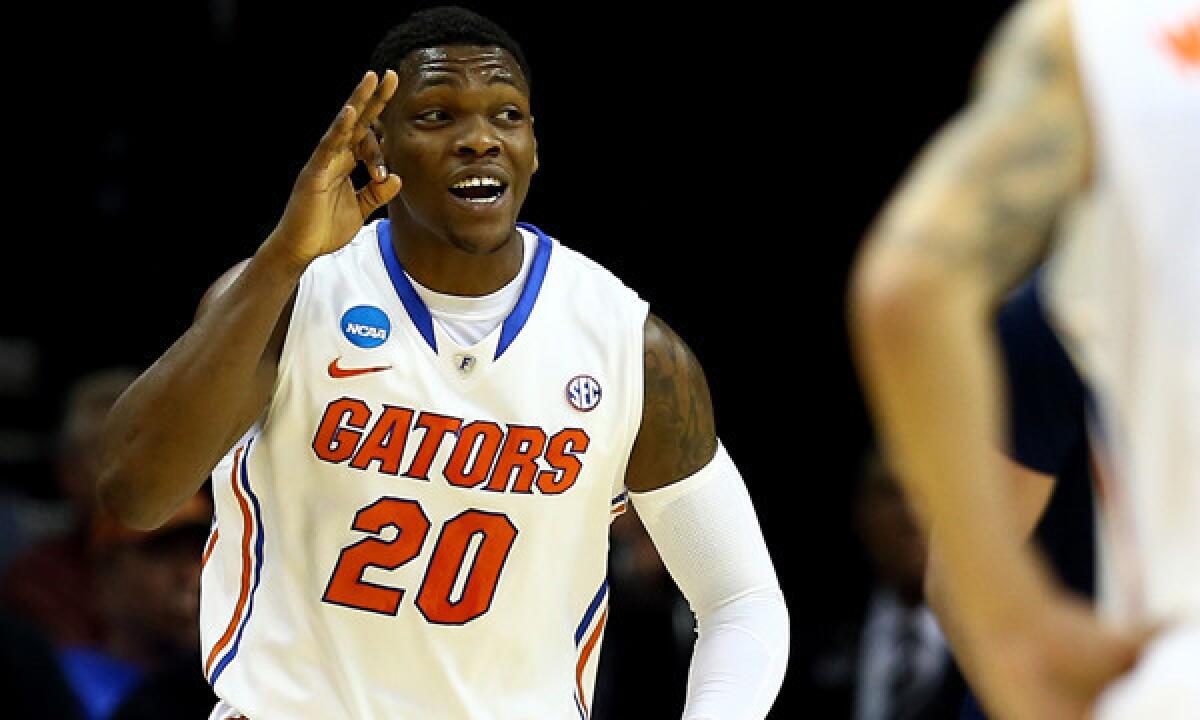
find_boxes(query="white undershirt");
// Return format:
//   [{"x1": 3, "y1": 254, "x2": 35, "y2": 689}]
[{"x1": 406, "y1": 227, "x2": 536, "y2": 347}]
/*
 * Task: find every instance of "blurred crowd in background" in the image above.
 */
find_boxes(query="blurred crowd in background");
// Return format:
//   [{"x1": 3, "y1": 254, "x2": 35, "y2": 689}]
[{"x1": 1, "y1": 368, "x2": 215, "y2": 717}]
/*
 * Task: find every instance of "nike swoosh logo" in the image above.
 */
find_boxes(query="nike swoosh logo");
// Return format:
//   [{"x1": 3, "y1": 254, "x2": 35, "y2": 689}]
[{"x1": 328, "y1": 357, "x2": 393, "y2": 379}]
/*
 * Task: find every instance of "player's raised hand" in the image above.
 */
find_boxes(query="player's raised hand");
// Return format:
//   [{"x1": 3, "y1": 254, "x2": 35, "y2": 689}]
[{"x1": 268, "y1": 70, "x2": 402, "y2": 267}]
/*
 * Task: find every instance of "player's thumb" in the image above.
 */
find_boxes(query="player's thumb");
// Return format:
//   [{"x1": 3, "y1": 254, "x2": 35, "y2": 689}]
[{"x1": 357, "y1": 175, "x2": 402, "y2": 218}]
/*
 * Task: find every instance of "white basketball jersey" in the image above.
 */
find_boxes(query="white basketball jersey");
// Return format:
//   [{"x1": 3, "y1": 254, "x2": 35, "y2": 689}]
[
  {"x1": 1045, "y1": 0, "x2": 1200, "y2": 623},
  {"x1": 199, "y1": 219, "x2": 648, "y2": 719}
]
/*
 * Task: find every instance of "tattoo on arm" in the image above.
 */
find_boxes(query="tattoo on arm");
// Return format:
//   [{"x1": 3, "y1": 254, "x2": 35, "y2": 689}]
[
  {"x1": 874, "y1": 0, "x2": 1089, "y2": 298},
  {"x1": 625, "y1": 314, "x2": 717, "y2": 493}
]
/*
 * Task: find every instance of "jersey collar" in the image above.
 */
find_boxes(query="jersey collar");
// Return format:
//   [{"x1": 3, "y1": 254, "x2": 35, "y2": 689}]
[{"x1": 377, "y1": 219, "x2": 553, "y2": 359}]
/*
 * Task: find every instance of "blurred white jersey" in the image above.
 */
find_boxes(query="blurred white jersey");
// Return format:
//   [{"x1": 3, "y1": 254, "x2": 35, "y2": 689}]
[
  {"x1": 199, "y1": 220, "x2": 647, "y2": 719},
  {"x1": 1045, "y1": 0, "x2": 1200, "y2": 624}
]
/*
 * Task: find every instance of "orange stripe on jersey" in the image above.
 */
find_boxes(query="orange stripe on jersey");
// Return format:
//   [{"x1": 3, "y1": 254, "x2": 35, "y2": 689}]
[
  {"x1": 202, "y1": 527, "x2": 220, "y2": 569},
  {"x1": 205, "y1": 446, "x2": 251, "y2": 677},
  {"x1": 575, "y1": 608, "x2": 608, "y2": 717}
]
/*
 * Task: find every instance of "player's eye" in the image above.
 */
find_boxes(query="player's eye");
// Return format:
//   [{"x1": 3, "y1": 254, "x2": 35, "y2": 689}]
[
  {"x1": 416, "y1": 109, "x2": 451, "y2": 123},
  {"x1": 494, "y1": 108, "x2": 524, "y2": 123}
]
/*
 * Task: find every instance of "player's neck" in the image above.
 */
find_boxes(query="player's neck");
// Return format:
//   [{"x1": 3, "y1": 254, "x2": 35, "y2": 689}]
[{"x1": 387, "y1": 216, "x2": 524, "y2": 297}]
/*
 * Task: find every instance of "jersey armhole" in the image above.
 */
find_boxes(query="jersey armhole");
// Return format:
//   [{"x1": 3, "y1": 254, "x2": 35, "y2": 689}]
[
  {"x1": 266, "y1": 263, "x2": 313, "y2": 420},
  {"x1": 612, "y1": 298, "x2": 650, "y2": 501}
]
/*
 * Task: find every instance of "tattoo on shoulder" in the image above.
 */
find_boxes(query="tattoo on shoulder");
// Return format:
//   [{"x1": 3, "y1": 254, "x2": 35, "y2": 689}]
[{"x1": 634, "y1": 315, "x2": 717, "y2": 485}]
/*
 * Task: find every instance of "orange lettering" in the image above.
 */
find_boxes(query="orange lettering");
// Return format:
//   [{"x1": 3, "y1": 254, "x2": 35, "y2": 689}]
[
  {"x1": 312, "y1": 398, "x2": 371, "y2": 464},
  {"x1": 537, "y1": 428, "x2": 589, "y2": 494},
  {"x1": 445, "y1": 422, "x2": 503, "y2": 488},
  {"x1": 487, "y1": 425, "x2": 547, "y2": 493},
  {"x1": 405, "y1": 412, "x2": 464, "y2": 480},
  {"x1": 349, "y1": 405, "x2": 414, "y2": 475}
]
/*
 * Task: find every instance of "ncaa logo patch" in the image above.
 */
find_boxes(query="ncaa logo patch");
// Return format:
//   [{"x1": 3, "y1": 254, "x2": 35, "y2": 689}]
[
  {"x1": 340, "y1": 305, "x2": 391, "y2": 349},
  {"x1": 566, "y1": 375, "x2": 602, "y2": 412}
]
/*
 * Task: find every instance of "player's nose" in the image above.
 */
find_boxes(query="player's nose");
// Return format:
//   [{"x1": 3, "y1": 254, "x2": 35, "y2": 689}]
[{"x1": 453, "y1": 114, "x2": 501, "y2": 159}]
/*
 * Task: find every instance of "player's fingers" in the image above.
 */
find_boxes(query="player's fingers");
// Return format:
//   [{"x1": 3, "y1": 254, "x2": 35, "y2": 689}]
[
  {"x1": 357, "y1": 174, "x2": 402, "y2": 218},
  {"x1": 343, "y1": 71, "x2": 380, "y2": 123},
  {"x1": 308, "y1": 72, "x2": 383, "y2": 180},
  {"x1": 351, "y1": 76, "x2": 399, "y2": 148},
  {"x1": 356, "y1": 69, "x2": 398, "y2": 136},
  {"x1": 356, "y1": 131, "x2": 388, "y2": 183},
  {"x1": 308, "y1": 104, "x2": 357, "y2": 177},
  {"x1": 313, "y1": 72, "x2": 378, "y2": 164}
]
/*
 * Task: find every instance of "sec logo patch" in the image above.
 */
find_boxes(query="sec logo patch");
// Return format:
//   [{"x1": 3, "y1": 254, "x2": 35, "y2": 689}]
[
  {"x1": 566, "y1": 375, "x2": 602, "y2": 412},
  {"x1": 341, "y1": 305, "x2": 391, "y2": 349}
]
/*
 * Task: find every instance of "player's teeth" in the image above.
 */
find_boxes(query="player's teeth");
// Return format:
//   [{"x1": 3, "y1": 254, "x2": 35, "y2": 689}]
[{"x1": 452, "y1": 176, "x2": 503, "y2": 189}]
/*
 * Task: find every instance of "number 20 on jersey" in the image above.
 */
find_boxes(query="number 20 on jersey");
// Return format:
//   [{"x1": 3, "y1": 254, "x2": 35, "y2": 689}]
[{"x1": 323, "y1": 497, "x2": 518, "y2": 625}]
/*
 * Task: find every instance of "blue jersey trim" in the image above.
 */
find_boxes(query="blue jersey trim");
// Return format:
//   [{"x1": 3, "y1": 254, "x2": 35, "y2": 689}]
[
  {"x1": 378, "y1": 220, "x2": 438, "y2": 352},
  {"x1": 210, "y1": 438, "x2": 267, "y2": 685},
  {"x1": 496, "y1": 223, "x2": 553, "y2": 359},
  {"x1": 575, "y1": 579, "x2": 609, "y2": 646},
  {"x1": 378, "y1": 220, "x2": 552, "y2": 358}
]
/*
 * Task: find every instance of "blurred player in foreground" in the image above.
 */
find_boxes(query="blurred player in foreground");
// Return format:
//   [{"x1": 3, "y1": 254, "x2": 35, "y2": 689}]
[
  {"x1": 851, "y1": 0, "x2": 1198, "y2": 717},
  {"x1": 97, "y1": 7, "x2": 787, "y2": 719}
]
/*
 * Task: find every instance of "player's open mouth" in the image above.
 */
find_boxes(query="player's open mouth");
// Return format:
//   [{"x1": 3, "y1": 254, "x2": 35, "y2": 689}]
[{"x1": 448, "y1": 176, "x2": 509, "y2": 205}]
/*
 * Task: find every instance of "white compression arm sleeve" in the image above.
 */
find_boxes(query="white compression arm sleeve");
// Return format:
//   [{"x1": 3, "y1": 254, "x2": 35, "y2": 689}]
[{"x1": 629, "y1": 441, "x2": 789, "y2": 720}]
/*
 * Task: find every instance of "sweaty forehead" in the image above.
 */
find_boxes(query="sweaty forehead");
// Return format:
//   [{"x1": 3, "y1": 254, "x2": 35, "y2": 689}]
[{"x1": 400, "y1": 46, "x2": 528, "y2": 93}]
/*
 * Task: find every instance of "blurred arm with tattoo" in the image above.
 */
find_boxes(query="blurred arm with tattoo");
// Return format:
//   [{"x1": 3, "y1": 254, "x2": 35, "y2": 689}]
[{"x1": 849, "y1": 0, "x2": 1142, "y2": 717}]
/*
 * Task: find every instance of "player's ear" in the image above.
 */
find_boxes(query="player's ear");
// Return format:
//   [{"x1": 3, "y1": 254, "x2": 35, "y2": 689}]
[{"x1": 532, "y1": 123, "x2": 539, "y2": 174}]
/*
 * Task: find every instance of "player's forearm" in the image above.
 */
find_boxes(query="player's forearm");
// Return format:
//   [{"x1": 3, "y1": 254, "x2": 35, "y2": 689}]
[
  {"x1": 924, "y1": 454, "x2": 1057, "y2": 639},
  {"x1": 631, "y1": 444, "x2": 789, "y2": 720},
  {"x1": 850, "y1": 252, "x2": 1046, "y2": 623},
  {"x1": 98, "y1": 238, "x2": 306, "y2": 529},
  {"x1": 681, "y1": 589, "x2": 789, "y2": 720}
]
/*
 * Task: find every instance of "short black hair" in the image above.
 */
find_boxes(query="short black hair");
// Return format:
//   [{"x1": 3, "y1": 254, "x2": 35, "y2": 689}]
[{"x1": 370, "y1": 6, "x2": 531, "y2": 89}]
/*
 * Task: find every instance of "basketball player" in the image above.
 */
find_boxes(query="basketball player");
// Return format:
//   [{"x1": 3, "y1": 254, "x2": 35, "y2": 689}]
[
  {"x1": 850, "y1": 0, "x2": 1197, "y2": 717},
  {"x1": 96, "y1": 7, "x2": 787, "y2": 719}
]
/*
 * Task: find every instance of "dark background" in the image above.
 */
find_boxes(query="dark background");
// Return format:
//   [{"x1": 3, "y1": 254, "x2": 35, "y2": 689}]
[{"x1": 4, "y1": 1, "x2": 1015, "y2": 715}]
